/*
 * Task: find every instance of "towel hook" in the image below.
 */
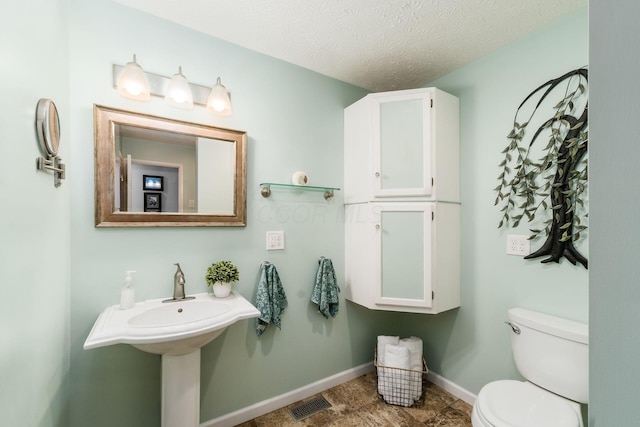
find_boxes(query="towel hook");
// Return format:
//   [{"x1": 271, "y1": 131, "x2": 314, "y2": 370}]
[
  {"x1": 318, "y1": 256, "x2": 325, "y2": 264},
  {"x1": 260, "y1": 260, "x2": 271, "y2": 267}
]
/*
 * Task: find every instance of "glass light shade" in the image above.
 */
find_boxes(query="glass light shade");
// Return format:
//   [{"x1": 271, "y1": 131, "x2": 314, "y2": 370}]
[
  {"x1": 165, "y1": 66, "x2": 194, "y2": 109},
  {"x1": 116, "y1": 55, "x2": 150, "y2": 101},
  {"x1": 206, "y1": 77, "x2": 232, "y2": 116}
]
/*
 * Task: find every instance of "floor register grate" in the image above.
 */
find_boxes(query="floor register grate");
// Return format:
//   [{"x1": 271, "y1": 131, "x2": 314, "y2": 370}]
[{"x1": 288, "y1": 396, "x2": 332, "y2": 421}]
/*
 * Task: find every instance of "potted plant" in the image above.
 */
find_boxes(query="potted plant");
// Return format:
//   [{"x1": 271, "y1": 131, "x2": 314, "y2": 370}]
[{"x1": 205, "y1": 260, "x2": 239, "y2": 298}]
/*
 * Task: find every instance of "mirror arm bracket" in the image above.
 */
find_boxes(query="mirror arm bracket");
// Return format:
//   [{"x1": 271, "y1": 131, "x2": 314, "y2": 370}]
[{"x1": 36, "y1": 156, "x2": 66, "y2": 187}]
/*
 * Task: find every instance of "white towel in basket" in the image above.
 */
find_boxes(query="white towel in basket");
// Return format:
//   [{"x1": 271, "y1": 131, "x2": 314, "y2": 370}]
[
  {"x1": 377, "y1": 335, "x2": 399, "y2": 396},
  {"x1": 383, "y1": 344, "x2": 412, "y2": 407},
  {"x1": 400, "y1": 337, "x2": 423, "y2": 401}
]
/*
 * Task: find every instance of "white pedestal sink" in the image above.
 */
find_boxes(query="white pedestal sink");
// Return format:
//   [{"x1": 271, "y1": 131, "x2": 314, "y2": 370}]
[{"x1": 84, "y1": 291, "x2": 260, "y2": 427}]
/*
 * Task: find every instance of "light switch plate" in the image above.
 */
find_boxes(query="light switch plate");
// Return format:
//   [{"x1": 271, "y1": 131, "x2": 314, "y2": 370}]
[{"x1": 266, "y1": 231, "x2": 285, "y2": 250}]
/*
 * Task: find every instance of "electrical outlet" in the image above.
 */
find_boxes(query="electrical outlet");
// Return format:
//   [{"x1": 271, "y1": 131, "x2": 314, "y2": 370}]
[
  {"x1": 266, "y1": 231, "x2": 285, "y2": 250},
  {"x1": 506, "y1": 234, "x2": 530, "y2": 256}
]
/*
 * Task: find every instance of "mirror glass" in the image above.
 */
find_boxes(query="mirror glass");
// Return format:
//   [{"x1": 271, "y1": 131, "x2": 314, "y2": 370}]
[{"x1": 94, "y1": 105, "x2": 247, "y2": 227}]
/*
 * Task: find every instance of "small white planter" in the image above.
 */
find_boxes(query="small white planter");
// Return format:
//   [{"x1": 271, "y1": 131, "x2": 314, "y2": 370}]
[{"x1": 211, "y1": 282, "x2": 232, "y2": 298}]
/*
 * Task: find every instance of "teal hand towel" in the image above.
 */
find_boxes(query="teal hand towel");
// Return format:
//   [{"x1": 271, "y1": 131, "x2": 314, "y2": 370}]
[
  {"x1": 311, "y1": 257, "x2": 340, "y2": 318},
  {"x1": 254, "y1": 262, "x2": 288, "y2": 336}
]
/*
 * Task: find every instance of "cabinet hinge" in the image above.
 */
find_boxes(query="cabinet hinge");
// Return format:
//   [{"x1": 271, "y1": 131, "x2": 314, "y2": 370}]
[
  {"x1": 432, "y1": 291, "x2": 435, "y2": 300},
  {"x1": 432, "y1": 177, "x2": 434, "y2": 186},
  {"x1": 431, "y1": 211, "x2": 434, "y2": 221},
  {"x1": 430, "y1": 99, "x2": 433, "y2": 108}
]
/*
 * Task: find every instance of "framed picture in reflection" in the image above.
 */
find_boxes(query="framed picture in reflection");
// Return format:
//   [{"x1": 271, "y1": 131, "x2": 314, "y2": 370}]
[
  {"x1": 144, "y1": 192, "x2": 162, "y2": 212},
  {"x1": 143, "y1": 175, "x2": 163, "y2": 191}
]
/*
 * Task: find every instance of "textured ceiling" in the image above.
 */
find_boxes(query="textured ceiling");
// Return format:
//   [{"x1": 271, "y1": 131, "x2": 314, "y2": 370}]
[{"x1": 113, "y1": 0, "x2": 587, "y2": 92}]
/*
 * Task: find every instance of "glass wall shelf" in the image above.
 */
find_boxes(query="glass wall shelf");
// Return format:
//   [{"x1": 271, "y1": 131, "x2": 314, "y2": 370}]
[{"x1": 259, "y1": 182, "x2": 340, "y2": 201}]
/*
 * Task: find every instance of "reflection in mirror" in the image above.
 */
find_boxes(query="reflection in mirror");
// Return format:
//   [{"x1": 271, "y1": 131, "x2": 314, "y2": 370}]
[{"x1": 94, "y1": 105, "x2": 247, "y2": 227}]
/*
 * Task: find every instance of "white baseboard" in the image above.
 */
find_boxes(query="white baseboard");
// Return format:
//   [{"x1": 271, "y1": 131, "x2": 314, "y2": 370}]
[
  {"x1": 426, "y1": 371, "x2": 477, "y2": 405},
  {"x1": 200, "y1": 362, "x2": 375, "y2": 427}
]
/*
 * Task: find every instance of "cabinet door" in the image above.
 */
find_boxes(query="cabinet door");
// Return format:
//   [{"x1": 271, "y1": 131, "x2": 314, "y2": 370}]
[
  {"x1": 372, "y1": 92, "x2": 432, "y2": 198},
  {"x1": 373, "y1": 203, "x2": 432, "y2": 308}
]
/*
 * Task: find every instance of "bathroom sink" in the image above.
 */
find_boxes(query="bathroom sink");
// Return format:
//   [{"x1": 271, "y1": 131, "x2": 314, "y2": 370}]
[
  {"x1": 84, "y1": 291, "x2": 259, "y2": 355},
  {"x1": 128, "y1": 300, "x2": 232, "y2": 327}
]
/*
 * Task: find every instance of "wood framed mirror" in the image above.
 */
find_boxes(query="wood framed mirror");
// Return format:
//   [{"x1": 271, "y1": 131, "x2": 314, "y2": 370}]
[{"x1": 94, "y1": 105, "x2": 247, "y2": 227}]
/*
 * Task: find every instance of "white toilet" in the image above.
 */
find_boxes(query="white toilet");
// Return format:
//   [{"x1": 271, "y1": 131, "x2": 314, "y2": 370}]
[{"x1": 471, "y1": 308, "x2": 588, "y2": 427}]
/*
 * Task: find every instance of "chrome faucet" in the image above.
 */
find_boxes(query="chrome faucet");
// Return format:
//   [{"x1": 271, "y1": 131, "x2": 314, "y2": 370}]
[
  {"x1": 173, "y1": 263, "x2": 186, "y2": 299},
  {"x1": 163, "y1": 263, "x2": 194, "y2": 303}
]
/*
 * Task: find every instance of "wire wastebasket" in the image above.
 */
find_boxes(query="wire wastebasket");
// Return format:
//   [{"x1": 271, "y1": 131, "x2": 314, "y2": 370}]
[{"x1": 374, "y1": 349, "x2": 429, "y2": 407}]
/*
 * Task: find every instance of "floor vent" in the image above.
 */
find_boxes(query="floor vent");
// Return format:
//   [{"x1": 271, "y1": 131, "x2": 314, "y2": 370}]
[{"x1": 288, "y1": 396, "x2": 332, "y2": 421}]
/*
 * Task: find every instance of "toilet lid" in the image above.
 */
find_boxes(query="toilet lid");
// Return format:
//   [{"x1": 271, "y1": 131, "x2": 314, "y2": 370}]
[{"x1": 477, "y1": 380, "x2": 580, "y2": 427}]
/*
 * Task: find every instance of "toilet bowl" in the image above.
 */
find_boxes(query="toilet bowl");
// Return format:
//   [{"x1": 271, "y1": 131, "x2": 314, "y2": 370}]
[
  {"x1": 471, "y1": 380, "x2": 582, "y2": 427},
  {"x1": 471, "y1": 308, "x2": 588, "y2": 427}
]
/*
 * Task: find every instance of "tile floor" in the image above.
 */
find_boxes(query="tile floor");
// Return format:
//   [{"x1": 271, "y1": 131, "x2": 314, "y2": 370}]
[{"x1": 236, "y1": 371, "x2": 473, "y2": 426}]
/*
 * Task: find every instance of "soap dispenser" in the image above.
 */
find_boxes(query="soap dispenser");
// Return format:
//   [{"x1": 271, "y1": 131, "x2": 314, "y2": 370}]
[{"x1": 120, "y1": 270, "x2": 136, "y2": 310}]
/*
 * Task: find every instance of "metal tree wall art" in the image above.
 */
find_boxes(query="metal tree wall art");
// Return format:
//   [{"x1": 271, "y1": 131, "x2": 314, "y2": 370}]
[{"x1": 494, "y1": 68, "x2": 588, "y2": 268}]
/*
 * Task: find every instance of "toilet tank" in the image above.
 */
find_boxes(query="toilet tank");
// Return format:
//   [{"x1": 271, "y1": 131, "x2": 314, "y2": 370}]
[{"x1": 508, "y1": 308, "x2": 588, "y2": 403}]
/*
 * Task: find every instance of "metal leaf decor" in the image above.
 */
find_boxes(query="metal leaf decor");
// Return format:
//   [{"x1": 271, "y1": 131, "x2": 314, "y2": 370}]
[{"x1": 494, "y1": 68, "x2": 588, "y2": 268}]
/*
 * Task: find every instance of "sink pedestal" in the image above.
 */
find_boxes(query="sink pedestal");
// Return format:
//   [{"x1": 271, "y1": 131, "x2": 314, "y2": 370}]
[{"x1": 162, "y1": 350, "x2": 201, "y2": 427}]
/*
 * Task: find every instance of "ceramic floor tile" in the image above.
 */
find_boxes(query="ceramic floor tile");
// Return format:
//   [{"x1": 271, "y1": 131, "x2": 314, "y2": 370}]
[
  {"x1": 423, "y1": 405, "x2": 473, "y2": 427},
  {"x1": 361, "y1": 400, "x2": 424, "y2": 427},
  {"x1": 237, "y1": 374, "x2": 472, "y2": 427},
  {"x1": 326, "y1": 375, "x2": 380, "y2": 409},
  {"x1": 401, "y1": 382, "x2": 458, "y2": 423},
  {"x1": 450, "y1": 399, "x2": 473, "y2": 416}
]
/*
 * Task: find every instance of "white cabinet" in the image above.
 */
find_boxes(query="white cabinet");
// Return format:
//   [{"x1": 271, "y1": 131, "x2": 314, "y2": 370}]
[
  {"x1": 344, "y1": 88, "x2": 460, "y2": 204},
  {"x1": 344, "y1": 88, "x2": 460, "y2": 314}
]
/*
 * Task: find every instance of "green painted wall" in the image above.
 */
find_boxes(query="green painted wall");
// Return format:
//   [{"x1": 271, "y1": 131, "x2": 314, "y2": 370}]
[
  {"x1": 389, "y1": 9, "x2": 589, "y2": 394},
  {"x1": 0, "y1": 1, "x2": 70, "y2": 426},
  {"x1": 589, "y1": 1, "x2": 640, "y2": 425},
  {"x1": 67, "y1": 1, "x2": 392, "y2": 426}
]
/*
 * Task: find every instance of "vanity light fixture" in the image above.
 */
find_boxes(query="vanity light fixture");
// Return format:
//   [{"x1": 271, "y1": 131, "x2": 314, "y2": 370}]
[
  {"x1": 116, "y1": 54, "x2": 151, "y2": 101},
  {"x1": 207, "y1": 77, "x2": 232, "y2": 116},
  {"x1": 165, "y1": 66, "x2": 194, "y2": 109},
  {"x1": 113, "y1": 55, "x2": 232, "y2": 116}
]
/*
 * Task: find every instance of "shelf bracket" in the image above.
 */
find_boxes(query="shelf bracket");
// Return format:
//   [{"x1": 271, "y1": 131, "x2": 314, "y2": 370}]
[{"x1": 260, "y1": 183, "x2": 271, "y2": 198}]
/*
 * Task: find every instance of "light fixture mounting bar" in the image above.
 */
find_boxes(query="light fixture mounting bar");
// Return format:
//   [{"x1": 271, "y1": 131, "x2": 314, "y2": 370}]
[{"x1": 112, "y1": 64, "x2": 212, "y2": 106}]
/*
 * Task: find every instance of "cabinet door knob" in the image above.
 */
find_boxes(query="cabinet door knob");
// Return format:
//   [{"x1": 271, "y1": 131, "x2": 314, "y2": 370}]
[
  {"x1": 375, "y1": 224, "x2": 381, "y2": 230},
  {"x1": 374, "y1": 172, "x2": 380, "y2": 177}
]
